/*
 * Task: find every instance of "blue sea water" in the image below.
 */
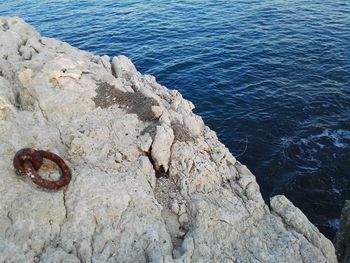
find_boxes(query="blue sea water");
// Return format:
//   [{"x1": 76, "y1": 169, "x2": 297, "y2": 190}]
[{"x1": 1, "y1": 0, "x2": 350, "y2": 238}]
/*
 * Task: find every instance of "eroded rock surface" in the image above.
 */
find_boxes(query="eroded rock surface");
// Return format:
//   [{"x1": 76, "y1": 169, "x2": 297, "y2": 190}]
[{"x1": 0, "y1": 17, "x2": 337, "y2": 263}]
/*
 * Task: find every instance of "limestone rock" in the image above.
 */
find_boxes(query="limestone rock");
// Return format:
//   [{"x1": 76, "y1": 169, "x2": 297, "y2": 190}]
[
  {"x1": 271, "y1": 195, "x2": 337, "y2": 263},
  {"x1": 111, "y1": 55, "x2": 140, "y2": 81},
  {"x1": 0, "y1": 17, "x2": 338, "y2": 263},
  {"x1": 151, "y1": 125, "x2": 175, "y2": 173},
  {"x1": 139, "y1": 132, "x2": 153, "y2": 152}
]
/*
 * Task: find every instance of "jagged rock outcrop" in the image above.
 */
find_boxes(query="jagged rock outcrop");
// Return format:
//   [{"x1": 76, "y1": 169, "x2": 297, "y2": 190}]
[
  {"x1": 0, "y1": 17, "x2": 338, "y2": 262},
  {"x1": 334, "y1": 201, "x2": 350, "y2": 263}
]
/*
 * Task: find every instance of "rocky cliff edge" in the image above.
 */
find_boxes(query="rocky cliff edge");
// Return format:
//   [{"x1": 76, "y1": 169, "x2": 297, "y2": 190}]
[
  {"x1": 334, "y1": 201, "x2": 350, "y2": 263},
  {"x1": 0, "y1": 17, "x2": 337, "y2": 263}
]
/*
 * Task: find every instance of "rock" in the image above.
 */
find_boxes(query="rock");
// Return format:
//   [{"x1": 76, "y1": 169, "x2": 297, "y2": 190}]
[
  {"x1": 334, "y1": 200, "x2": 350, "y2": 263},
  {"x1": 0, "y1": 80, "x2": 12, "y2": 120},
  {"x1": 151, "y1": 105, "x2": 164, "y2": 119},
  {"x1": 178, "y1": 213, "x2": 189, "y2": 226},
  {"x1": 270, "y1": 195, "x2": 337, "y2": 263},
  {"x1": 111, "y1": 55, "x2": 140, "y2": 81},
  {"x1": 170, "y1": 199, "x2": 180, "y2": 215},
  {"x1": 0, "y1": 17, "x2": 338, "y2": 263},
  {"x1": 100, "y1": 55, "x2": 111, "y2": 72},
  {"x1": 139, "y1": 133, "x2": 153, "y2": 152},
  {"x1": 139, "y1": 156, "x2": 157, "y2": 189},
  {"x1": 178, "y1": 203, "x2": 187, "y2": 216},
  {"x1": 151, "y1": 125, "x2": 175, "y2": 172}
]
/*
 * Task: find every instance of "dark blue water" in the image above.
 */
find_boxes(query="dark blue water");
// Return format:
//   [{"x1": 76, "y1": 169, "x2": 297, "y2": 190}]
[{"x1": 2, "y1": 0, "x2": 350, "y2": 238}]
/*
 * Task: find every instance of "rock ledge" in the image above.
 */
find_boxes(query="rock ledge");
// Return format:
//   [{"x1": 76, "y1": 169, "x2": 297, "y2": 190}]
[{"x1": 0, "y1": 17, "x2": 337, "y2": 263}]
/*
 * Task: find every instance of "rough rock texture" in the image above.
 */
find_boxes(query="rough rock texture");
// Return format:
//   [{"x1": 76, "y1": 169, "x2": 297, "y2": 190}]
[
  {"x1": 334, "y1": 201, "x2": 350, "y2": 263},
  {"x1": 0, "y1": 17, "x2": 337, "y2": 263}
]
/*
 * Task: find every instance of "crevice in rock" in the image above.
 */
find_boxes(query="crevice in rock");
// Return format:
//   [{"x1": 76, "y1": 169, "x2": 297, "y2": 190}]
[
  {"x1": 33, "y1": 244, "x2": 47, "y2": 263},
  {"x1": 154, "y1": 177, "x2": 187, "y2": 250},
  {"x1": 148, "y1": 148, "x2": 168, "y2": 179},
  {"x1": 6, "y1": 210, "x2": 13, "y2": 225},
  {"x1": 14, "y1": 91, "x2": 21, "y2": 109},
  {"x1": 2, "y1": 20, "x2": 9, "y2": 31},
  {"x1": 55, "y1": 126, "x2": 69, "y2": 151},
  {"x1": 32, "y1": 45, "x2": 40, "y2": 54},
  {"x1": 24, "y1": 52, "x2": 33, "y2": 61},
  {"x1": 62, "y1": 190, "x2": 68, "y2": 220},
  {"x1": 72, "y1": 242, "x2": 85, "y2": 263},
  {"x1": 17, "y1": 38, "x2": 28, "y2": 58},
  {"x1": 22, "y1": 38, "x2": 28, "y2": 46},
  {"x1": 110, "y1": 63, "x2": 117, "y2": 79},
  {"x1": 155, "y1": 169, "x2": 169, "y2": 178},
  {"x1": 90, "y1": 215, "x2": 98, "y2": 262},
  {"x1": 55, "y1": 190, "x2": 69, "y2": 252},
  {"x1": 140, "y1": 127, "x2": 171, "y2": 179},
  {"x1": 57, "y1": 128, "x2": 65, "y2": 147},
  {"x1": 35, "y1": 98, "x2": 49, "y2": 121},
  {"x1": 17, "y1": 44, "x2": 23, "y2": 57},
  {"x1": 141, "y1": 122, "x2": 160, "y2": 139}
]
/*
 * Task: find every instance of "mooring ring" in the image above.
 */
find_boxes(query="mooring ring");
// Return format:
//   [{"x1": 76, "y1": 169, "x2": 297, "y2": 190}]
[{"x1": 13, "y1": 148, "x2": 71, "y2": 190}]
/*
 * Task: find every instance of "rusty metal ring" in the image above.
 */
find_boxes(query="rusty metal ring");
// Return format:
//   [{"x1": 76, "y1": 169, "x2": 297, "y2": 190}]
[{"x1": 13, "y1": 148, "x2": 71, "y2": 190}]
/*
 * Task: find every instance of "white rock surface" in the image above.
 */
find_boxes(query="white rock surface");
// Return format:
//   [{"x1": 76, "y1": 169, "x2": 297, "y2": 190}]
[
  {"x1": 0, "y1": 17, "x2": 337, "y2": 263},
  {"x1": 151, "y1": 125, "x2": 175, "y2": 172}
]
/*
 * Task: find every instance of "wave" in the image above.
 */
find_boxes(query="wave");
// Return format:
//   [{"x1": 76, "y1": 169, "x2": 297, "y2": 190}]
[{"x1": 280, "y1": 129, "x2": 350, "y2": 171}]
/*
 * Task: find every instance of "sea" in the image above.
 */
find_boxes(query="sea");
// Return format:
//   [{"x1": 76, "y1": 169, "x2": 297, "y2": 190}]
[{"x1": 1, "y1": 0, "x2": 349, "y2": 239}]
